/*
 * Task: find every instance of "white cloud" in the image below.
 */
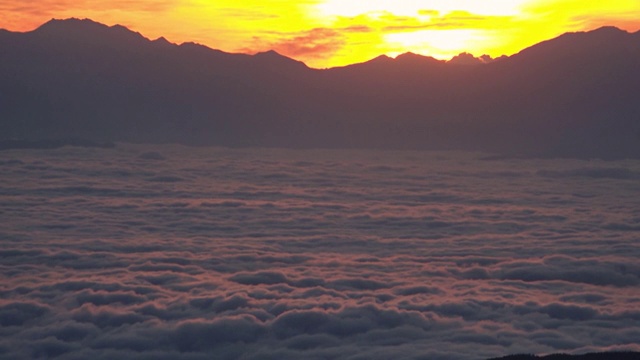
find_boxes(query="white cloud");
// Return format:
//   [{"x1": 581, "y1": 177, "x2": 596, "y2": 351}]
[{"x1": 1, "y1": 145, "x2": 639, "y2": 359}]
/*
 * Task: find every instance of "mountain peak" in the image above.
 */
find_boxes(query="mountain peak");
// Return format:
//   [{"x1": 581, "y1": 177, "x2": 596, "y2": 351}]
[
  {"x1": 367, "y1": 54, "x2": 393, "y2": 64},
  {"x1": 396, "y1": 52, "x2": 441, "y2": 64},
  {"x1": 513, "y1": 25, "x2": 636, "y2": 61},
  {"x1": 448, "y1": 52, "x2": 484, "y2": 65},
  {"x1": 253, "y1": 50, "x2": 308, "y2": 68},
  {"x1": 567, "y1": 25, "x2": 631, "y2": 42},
  {"x1": 153, "y1": 36, "x2": 173, "y2": 46},
  {"x1": 36, "y1": 18, "x2": 106, "y2": 32},
  {"x1": 33, "y1": 17, "x2": 147, "y2": 43},
  {"x1": 590, "y1": 25, "x2": 629, "y2": 35},
  {"x1": 255, "y1": 49, "x2": 281, "y2": 57}
]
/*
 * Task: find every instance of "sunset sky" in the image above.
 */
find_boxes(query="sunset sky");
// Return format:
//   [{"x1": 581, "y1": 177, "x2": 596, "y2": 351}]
[{"x1": 1, "y1": 1, "x2": 639, "y2": 68}]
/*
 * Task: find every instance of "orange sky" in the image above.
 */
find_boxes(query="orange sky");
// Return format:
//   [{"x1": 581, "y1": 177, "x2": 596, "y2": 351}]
[{"x1": 1, "y1": 0, "x2": 639, "y2": 68}]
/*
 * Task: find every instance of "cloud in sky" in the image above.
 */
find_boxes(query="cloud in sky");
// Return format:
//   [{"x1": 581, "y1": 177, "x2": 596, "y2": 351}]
[
  {"x1": 243, "y1": 27, "x2": 347, "y2": 60},
  {"x1": 0, "y1": 0, "x2": 638, "y2": 67},
  {"x1": 1, "y1": 145, "x2": 640, "y2": 359}
]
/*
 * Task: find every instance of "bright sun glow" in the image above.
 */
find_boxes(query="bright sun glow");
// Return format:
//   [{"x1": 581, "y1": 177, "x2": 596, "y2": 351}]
[
  {"x1": 316, "y1": 0, "x2": 527, "y2": 18},
  {"x1": 384, "y1": 29, "x2": 487, "y2": 59},
  {"x1": 0, "y1": 0, "x2": 639, "y2": 68}
]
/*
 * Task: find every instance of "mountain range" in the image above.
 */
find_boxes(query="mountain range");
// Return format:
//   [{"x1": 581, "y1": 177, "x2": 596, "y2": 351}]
[{"x1": 1, "y1": 18, "x2": 639, "y2": 158}]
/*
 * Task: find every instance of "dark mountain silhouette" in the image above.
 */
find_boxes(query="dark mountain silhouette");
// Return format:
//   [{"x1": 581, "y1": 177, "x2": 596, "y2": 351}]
[
  {"x1": 1, "y1": 18, "x2": 639, "y2": 158},
  {"x1": 448, "y1": 52, "x2": 485, "y2": 65}
]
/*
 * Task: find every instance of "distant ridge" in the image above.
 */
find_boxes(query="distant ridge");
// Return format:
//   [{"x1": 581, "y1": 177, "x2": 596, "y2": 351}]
[
  {"x1": 1, "y1": 19, "x2": 639, "y2": 159},
  {"x1": 32, "y1": 18, "x2": 147, "y2": 44}
]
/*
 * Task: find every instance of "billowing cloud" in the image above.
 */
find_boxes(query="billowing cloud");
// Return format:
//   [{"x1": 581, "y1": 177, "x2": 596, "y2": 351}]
[
  {"x1": 244, "y1": 27, "x2": 347, "y2": 60},
  {"x1": 1, "y1": 145, "x2": 640, "y2": 359}
]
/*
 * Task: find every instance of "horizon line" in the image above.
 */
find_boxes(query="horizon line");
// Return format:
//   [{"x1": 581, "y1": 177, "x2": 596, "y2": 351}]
[{"x1": 3, "y1": 17, "x2": 637, "y2": 70}]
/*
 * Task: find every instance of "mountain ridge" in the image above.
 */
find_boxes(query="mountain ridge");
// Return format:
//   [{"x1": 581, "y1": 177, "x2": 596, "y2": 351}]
[
  {"x1": 7, "y1": 18, "x2": 638, "y2": 69},
  {"x1": 4, "y1": 18, "x2": 639, "y2": 68},
  {"x1": 1, "y1": 19, "x2": 639, "y2": 159},
  {"x1": 10, "y1": 17, "x2": 608, "y2": 68}
]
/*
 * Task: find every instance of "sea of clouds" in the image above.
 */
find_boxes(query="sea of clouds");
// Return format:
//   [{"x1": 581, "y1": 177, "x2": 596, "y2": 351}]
[{"x1": 1, "y1": 144, "x2": 639, "y2": 360}]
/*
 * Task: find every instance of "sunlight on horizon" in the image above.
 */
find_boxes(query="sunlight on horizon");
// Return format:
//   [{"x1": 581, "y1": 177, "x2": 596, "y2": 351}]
[
  {"x1": 0, "y1": 0, "x2": 638, "y2": 68},
  {"x1": 384, "y1": 29, "x2": 488, "y2": 60},
  {"x1": 315, "y1": 0, "x2": 527, "y2": 18}
]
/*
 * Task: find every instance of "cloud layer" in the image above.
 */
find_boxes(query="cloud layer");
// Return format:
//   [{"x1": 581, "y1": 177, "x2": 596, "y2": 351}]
[{"x1": 1, "y1": 145, "x2": 640, "y2": 359}]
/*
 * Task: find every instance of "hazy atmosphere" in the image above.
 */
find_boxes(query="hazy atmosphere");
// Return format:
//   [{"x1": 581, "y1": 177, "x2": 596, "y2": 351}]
[{"x1": 1, "y1": 1, "x2": 639, "y2": 359}]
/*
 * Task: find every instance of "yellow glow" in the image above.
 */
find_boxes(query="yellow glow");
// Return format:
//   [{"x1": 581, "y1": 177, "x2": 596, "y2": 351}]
[
  {"x1": 309, "y1": 0, "x2": 640, "y2": 67},
  {"x1": 385, "y1": 30, "x2": 488, "y2": 60},
  {"x1": 0, "y1": 0, "x2": 638, "y2": 68},
  {"x1": 316, "y1": 0, "x2": 526, "y2": 17}
]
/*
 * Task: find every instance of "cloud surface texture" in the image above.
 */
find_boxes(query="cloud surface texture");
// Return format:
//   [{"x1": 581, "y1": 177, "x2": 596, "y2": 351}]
[{"x1": 1, "y1": 145, "x2": 639, "y2": 359}]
